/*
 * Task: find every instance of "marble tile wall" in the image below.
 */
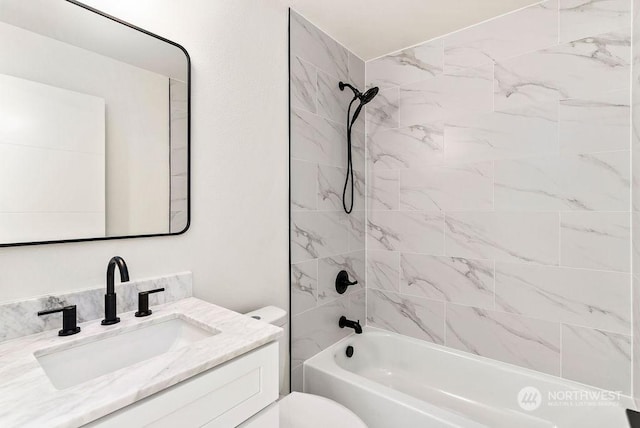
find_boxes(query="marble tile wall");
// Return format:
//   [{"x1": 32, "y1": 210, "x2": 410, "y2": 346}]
[
  {"x1": 289, "y1": 11, "x2": 366, "y2": 391},
  {"x1": 633, "y1": 0, "x2": 640, "y2": 403},
  {"x1": 366, "y1": 0, "x2": 634, "y2": 394},
  {"x1": 169, "y1": 79, "x2": 188, "y2": 233}
]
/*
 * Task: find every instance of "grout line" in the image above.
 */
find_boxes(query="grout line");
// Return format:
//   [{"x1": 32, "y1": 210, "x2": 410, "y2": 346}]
[
  {"x1": 558, "y1": 211, "x2": 562, "y2": 266},
  {"x1": 559, "y1": 323, "x2": 563, "y2": 378}
]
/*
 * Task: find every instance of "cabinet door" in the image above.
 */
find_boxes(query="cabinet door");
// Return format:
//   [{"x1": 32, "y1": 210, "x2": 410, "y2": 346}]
[{"x1": 85, "y1": 342, "x2": 279, "y2": 427}]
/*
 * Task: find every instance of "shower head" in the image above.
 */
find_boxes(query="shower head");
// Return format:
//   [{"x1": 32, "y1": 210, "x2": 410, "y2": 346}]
[
  {"x1": 339, "y1": 82, "x2": 379, "y2": 105},
  {"x1": 339, "y1": 81, "x2": 379, "y2": 127},
  {"x1": 360, "y1": 87, "x2": 379, "y2": 105}
]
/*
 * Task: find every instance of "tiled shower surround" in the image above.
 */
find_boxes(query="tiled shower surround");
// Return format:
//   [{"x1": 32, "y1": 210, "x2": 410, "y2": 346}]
[
  {"x1": 291, "y1": 1, "x2": 638, "y2": 396},
  {"x1": 289, "y1": 11, "x2": 366, "y2": 390},
  {"x1": 366, "y1": 0, "x2": 633, "y2": 395}
]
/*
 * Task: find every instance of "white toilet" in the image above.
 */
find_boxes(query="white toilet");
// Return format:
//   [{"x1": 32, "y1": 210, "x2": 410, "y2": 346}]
[{"x1": 241, "y1": 306, "x2": 366, "y2": 428}]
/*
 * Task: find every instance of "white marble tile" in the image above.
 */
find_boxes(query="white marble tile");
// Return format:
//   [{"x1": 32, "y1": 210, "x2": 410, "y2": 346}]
[
  {"x1": 559, "y1": 90, "x2": 630, "y2": 154},
  {"x1": 445, "y1": 304, "x2": 561, "y2": 375},
  {"x1": 495, "y1": 262, "x2": 630, "y2": 334},
  {"x1": 635, "y1": 131, "x2": 640, "y2": 212},
  {"x1": 348, "y1": 52, "x2": 365, "y2": 90},
  {"x1": 494, "y1": 151, "x2": 630, "y2": 211},
  {"x1": 444, "y1": 102, "x2": 558, "y2": 163},
  {"x1": 634, "y1": 213, "x2": 640, "y2": 280},
  {"x1": 291, "y1": 108, "x2": 345, "y2": 168},
  {"x1": 445, "y1": 212, "x2": 559, "y2": 265},
  {"x1": 367, "y1": 289, "x2": 445, "y2": 344},
  {"x1": 290, "y1": 11, "x2": 349, "y2": 81},
  {"x1": 562, "y1": 324, "x2": 631, "y2": 394},
  {"x1": 291, "y1": 56, "x2": 317, "y2": 113},
  {"x1": 351, "y1": 129, "x2": 366, "y2": 172},
  {"x1": 291, "y1": 211, "x2": 349, "y2": 263},
  {"x1": 401, "y1": 254, "x2": 494, "y2": 309},
  {"x1": 317, "y1": 69, "x2": 355, "y2": 124},
  {"x1": 399, "y1": 162, "x2": 493, "y2": 211},
  {"x1": 633, "y1": 276, "x2": 640, "y2": 398},
  {"x1": 560, "y1": 212, "x2": 630, "y2": 272},
  {"x1": 318, "y1": 164, "x2": 364, "y2": 211},
  {"x1": 367, "y1": 250, "x2": 400, "y2": 292},
  {"x1": 365, "y1": 87, "x2": 399, "y2": 133},
  {"x1": 169, "y1": 202, "x2": 188, "y2": 234},
  {"x1": 291, "y1": 364, "x2": 304, "y2": 393},
  {"x1": 349, "y1": 289, "x2": 366, "y2": 325},
  {"x1": 400, "y1": 65, "x2": 494, "y2": 126},
  {"x1": 367, "y1": 169, "x2": 399, "y2": 211},
  {"x1": 346, "y1": 209, "x2": 366, "y2": 252},
  {"x1": 291, "y1": 297, "x2": 350, "y2": 367},
  {"x1": 368, "y1": 211, "x2": 445, "y2": 254},
  {"x1": 367, "y1": 40, "x2": 443, "y2": 89},
  {"x1": 0, "y1": 273, "x2": 193, "y2": 343},
  {"x1": 495, "y1": 30, "x2": 630, "y2": 111},
  {"x1": 291, "y1": 260, "x2": 317, "y2": 316},
  {"x1": 170, "y1": 147, "x2": 188, "y2": 177},
  {"x1": 368, "y1": 123, "x2": 444, "y2": 169},
  {"x1": 170, "y1": 175, "x2": 188, "y2": 209},
  {"x1": 317, "y1": 251, "x2": 365, "y2": 304},
  {"x1": 444, "y1": 0, "x2": 558, "y2": 70},
  {"x1": 291, "y1": 160, "x2": 317, "y2": 211},
  {"x1": 559, "y1": 0, "x2": 632, "y2": 43}
]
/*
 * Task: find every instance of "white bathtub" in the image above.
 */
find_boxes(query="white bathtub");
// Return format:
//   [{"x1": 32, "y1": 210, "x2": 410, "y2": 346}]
[{"x1": 303, "y1": 328, "x2": 635, "y2": 428}]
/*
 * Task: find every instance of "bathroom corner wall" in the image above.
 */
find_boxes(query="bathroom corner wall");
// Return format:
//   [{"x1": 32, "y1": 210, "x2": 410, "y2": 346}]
[
  {"x1": 366, "y1": 0, "x2": 633, "y2": 394},
  {"x1": 289, "y1": 10, "x2": 366, "y2": 391}
]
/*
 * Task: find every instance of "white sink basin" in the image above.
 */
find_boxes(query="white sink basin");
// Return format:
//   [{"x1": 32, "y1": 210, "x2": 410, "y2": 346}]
[{"x1": 35, "y1": 317, "x2": 218, "y2": 389}]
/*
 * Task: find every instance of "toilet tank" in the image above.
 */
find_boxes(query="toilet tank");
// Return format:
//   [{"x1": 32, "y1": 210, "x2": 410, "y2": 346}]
[{"x1": 245, "y1": 306, "x2": 288, "y2": 395}]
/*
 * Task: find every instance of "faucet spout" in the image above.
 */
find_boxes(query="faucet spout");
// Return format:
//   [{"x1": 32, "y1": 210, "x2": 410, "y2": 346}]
[
  {"x1": 102, "y1": 256, "x2": 129, "y2": 325},
  {"x1": 339, "y1": 316, "x2": 362, "y2": 334},
  {"x1": 106, "y1": 256, "x2": 129, "y2": 295}
]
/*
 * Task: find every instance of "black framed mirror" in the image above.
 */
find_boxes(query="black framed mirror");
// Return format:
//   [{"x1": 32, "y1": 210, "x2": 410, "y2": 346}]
[{"x1": 0, "y1": 0, "x2": 190, "y2": 247}]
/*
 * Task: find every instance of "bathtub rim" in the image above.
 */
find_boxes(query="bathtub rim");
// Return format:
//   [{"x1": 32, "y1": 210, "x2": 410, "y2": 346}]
[
  {"x1": 307, "y1": 327, "x2": 635, "y2": 404},
  {"x1": 303, "y1": 326, "x2": 636, "y2": 427}
]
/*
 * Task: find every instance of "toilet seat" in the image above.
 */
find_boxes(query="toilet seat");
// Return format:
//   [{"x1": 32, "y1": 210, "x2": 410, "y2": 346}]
[{"x1": 240, "y1": 392, "x2": 367, "y2": 428}]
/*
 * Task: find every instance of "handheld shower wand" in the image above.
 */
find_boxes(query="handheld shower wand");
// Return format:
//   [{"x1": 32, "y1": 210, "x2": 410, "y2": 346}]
[{"x1": 339, "y1": 82, "x2": 379, "y2": 214}]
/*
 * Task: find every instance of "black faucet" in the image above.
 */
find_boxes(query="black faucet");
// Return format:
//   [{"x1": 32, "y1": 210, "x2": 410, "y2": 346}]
[
  {"x1": 102, "y1": 256, "x2": 129, "y2": 325},
  {"x1": 339, "y1": 316, "x2": 362, "y2": 334}
]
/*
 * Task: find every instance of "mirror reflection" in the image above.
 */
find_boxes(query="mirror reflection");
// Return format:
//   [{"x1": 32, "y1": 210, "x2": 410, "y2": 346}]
[{"x1": 0, "y1": 0, "x2": 190, "y2": 245}]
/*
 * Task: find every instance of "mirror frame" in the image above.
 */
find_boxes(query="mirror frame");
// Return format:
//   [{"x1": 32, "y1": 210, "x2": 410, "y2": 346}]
[{"x1": 0, "y1": 0, "x2": 191, "y2": 248}]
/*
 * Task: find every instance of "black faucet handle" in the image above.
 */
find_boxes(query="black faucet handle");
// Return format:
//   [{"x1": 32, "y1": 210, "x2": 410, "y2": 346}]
[
  {"x1": 335, "y1": 270, "x2": 358, "y2": 294},
  {"x1": 135, "y1": 288, "x2": 165, "y2": 317},
  {"x1": 38, "y1": 305, "x2": 81, "y2": 336}
]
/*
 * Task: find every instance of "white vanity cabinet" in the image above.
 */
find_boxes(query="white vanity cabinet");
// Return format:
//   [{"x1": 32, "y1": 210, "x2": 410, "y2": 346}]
[{"x1": 84, "y1": 342, "x2": 278, "y2": 428}]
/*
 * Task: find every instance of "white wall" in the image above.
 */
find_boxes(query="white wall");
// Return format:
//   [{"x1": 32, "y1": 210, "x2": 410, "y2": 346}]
[
  {"x1": 0, "y1": 0, "x2": 289, "y2": 316},
  {"x1": 0, "y1": 21, "x2": 169, "y2": 236}
]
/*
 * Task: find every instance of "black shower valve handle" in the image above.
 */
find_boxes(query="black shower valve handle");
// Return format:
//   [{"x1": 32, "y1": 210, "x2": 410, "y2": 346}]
[{"x1": 335, "y1": 270, "x2": 358, "y2": 294}]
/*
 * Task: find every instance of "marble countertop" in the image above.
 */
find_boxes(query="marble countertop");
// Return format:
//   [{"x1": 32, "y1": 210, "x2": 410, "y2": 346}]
[{"x1": 0, "y1": 297, "x2": 282, "y2": 428}]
